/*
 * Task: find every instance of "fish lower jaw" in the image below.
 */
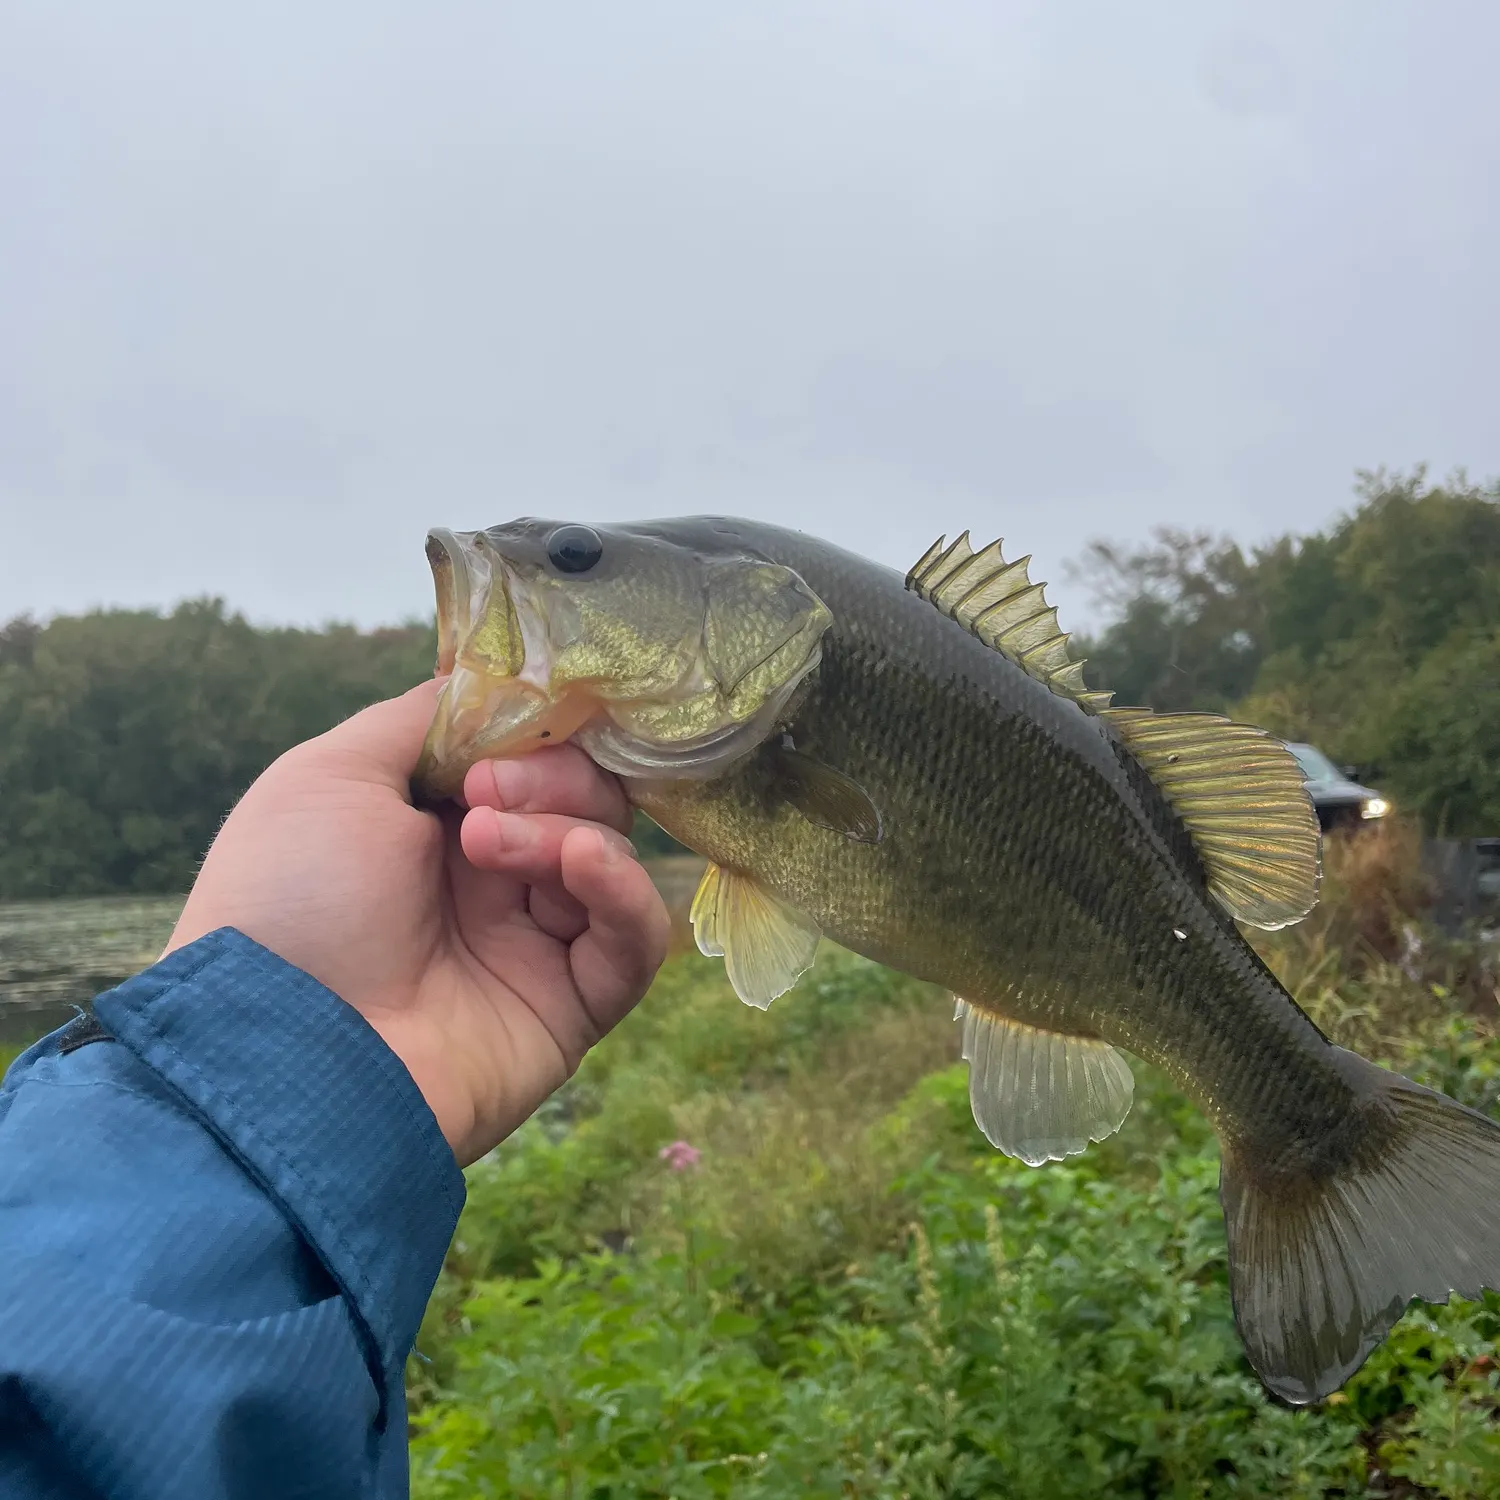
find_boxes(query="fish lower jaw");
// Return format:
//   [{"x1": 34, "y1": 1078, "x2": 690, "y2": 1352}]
[{"x1": 415, "y1": 672, "x2": 598, "y2": 799}]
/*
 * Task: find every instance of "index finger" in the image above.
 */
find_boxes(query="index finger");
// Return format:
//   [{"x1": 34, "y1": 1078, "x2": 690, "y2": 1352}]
[
  {"x1": 560, "y1": 826, "x2": 672, "y2": 1036},
  {"x1": 462, "y1": 745, "x2": 634, "y2": 836}
]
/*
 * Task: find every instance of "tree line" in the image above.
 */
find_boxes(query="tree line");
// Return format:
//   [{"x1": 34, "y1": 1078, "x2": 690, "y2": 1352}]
[
  {"x1": 0, "y1": 606, "x2": 436, "y2": 898},
  {"x1": 1, "y1": 468, "x2": 1495, "y2": 898},
  {"x1": 1074, "y1": 467, "x2": 1500, "y2": 836}
]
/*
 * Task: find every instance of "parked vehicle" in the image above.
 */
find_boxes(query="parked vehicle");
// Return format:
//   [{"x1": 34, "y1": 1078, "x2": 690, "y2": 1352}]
[{"x1": 1285, "y1": 742, "x2": 1391, "y2": 832}]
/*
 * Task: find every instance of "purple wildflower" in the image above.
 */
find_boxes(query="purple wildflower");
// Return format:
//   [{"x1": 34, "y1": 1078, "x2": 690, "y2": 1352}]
[{"x1": 658, "y1": 1140, "x2": 701, "y2": 1172}]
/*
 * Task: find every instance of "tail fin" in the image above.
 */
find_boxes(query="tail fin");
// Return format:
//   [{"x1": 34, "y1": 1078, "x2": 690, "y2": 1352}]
[{"x1": 1220, "y1": 1047, "x2": 1500, "y2": 1404}]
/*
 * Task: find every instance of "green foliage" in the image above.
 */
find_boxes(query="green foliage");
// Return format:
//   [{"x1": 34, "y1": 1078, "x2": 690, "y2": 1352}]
[
  {"x1": 439, "y1": 950, "x2": 951, "y2": 1289},
  {"x1": 1071, "y1": 528, "x2": 1272, "y2": 714},
  {"x1": 1076, "y1": 467, "x2": 1500, "y2": 833},
  {"x1": 1361, "y1": 626, "x2": 1500, "y2": 835},
  {"x1": 417, "y1": 1140, "x2": 1367, "y2": 1499},
  {"x1": 409, "y1": 927, "x2": 1500, "y2": 1498},
  {"x1": 0, "y1": 604, "x2": 435, "y2": 897},
  {"x1": 630, "y1": 813, "x2": 690, "y2": 858},
  {"x1": 1243, "y1": 469, "x2": 1500, "y2": 835}
]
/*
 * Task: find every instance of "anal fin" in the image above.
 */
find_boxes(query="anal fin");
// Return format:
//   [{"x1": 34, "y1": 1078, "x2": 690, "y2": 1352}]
[
  {"x1": 690, "y1": 863, "x2": 822, "y2": 1010},
  {"x1": 955, "y1": 1000, "x2": 1134, "y2": 1166}
]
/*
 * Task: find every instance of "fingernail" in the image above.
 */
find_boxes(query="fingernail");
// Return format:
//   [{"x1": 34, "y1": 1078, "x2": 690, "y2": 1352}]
[
  {"x1": 489, "y1": 759, "x2": 530, "y2": 808},
  {"x1": 599, "y1": 831, "x2": 638, "y2": 865},
  {"x1": 492, "y1": 810, "x2": 538, "y2": 850}
]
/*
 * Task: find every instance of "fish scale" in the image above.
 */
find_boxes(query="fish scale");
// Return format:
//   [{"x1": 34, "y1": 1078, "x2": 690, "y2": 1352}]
[{"x1": 632, "y1": 522, "x2": 1334, "y2": 1127}]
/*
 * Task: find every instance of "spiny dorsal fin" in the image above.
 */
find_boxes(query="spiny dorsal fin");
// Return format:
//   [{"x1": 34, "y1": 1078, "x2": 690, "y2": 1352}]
[
  {"x1": 906, "y1": 531, "x2": 1114, "y2": 713},
  {"x1": 1102, "y1": 707, "x2": 1321, "y2": 929}
]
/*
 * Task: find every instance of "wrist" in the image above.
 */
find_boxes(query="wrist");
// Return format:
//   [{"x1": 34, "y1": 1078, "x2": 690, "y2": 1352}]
[{"x1": 363, "y1": 1013, "x2": 477, "y2": 1167}]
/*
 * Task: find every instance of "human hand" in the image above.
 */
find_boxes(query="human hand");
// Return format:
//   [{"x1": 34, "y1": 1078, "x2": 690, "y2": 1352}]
[{"x1": 163, "y1": 678, "x2": 671, "y2": 1166}]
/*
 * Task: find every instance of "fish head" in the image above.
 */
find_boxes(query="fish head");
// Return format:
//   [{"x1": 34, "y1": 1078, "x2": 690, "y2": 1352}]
[{"x1": 413, "y1": 517, "x2": 832, "y2": 800}]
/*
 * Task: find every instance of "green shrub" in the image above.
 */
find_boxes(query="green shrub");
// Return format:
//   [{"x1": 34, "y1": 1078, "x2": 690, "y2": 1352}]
[{"x1": 412, "y1": 1119, "x2": 1380, "y2": 1497}]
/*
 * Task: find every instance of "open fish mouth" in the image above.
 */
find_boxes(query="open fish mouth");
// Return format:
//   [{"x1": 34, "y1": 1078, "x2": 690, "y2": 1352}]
[
  {"x1": 425, "y1": 527, "x2": 481, "y2": 678},
  {"x1": 413, "y1": 528, "x2": 572, "y2": 802}
]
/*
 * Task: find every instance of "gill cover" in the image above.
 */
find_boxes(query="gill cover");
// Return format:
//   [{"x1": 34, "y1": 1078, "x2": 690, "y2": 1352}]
[{"x1": 412, "y1": 519, "x2": 833, "y2": 801}]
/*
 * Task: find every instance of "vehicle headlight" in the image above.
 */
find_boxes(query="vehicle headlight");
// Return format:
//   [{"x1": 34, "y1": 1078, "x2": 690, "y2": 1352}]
[{"x1": 1360, "y1": 797, "x2": 1390, "y2": 819}]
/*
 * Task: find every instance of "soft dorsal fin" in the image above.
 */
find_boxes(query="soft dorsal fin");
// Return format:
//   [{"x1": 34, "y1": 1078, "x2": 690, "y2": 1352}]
[
  {"x1": 906, "y1": 532, "x2": 1113, "y2": 713},
  {"x1": 1102, "y1": 708, "x2": 1321, "y2": 930},
  {"x1": 954, "y1": 999, "x2": 1135, "y2": 1165}
]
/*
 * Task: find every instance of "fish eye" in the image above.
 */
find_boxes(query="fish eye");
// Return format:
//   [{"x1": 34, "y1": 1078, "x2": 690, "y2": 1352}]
[{"x1": 546, "y1": 525, "x2": 604, "y2": 574}]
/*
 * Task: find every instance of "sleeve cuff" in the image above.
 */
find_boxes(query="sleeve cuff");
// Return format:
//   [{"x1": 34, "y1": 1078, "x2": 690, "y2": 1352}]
[{"x1": 92, "y1": 928, "x2": 466, "y2": 1418}]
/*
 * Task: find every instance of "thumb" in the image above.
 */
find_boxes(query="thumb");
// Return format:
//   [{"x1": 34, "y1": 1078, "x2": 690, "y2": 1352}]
[{"x1": 308, "y1": 676, "x2": 448, "y2": 794}]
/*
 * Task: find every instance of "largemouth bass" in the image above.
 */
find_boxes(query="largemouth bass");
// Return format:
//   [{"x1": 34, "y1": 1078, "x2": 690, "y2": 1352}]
[{"x1": 412, "y1": 515, "x2": 1500, "y2": 1404}]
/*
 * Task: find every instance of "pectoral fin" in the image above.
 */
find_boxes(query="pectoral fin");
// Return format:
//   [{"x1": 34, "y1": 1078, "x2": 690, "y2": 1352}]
[
  {"x1": 690, "y1": 863, "x2": 822, "y2": 1010},
  {"x1": 777, "y1": 744, "x2": 884, "y2": 844},
  {"x1": 955, "y1": 999, "x2": 1135, "y2": 1166}
]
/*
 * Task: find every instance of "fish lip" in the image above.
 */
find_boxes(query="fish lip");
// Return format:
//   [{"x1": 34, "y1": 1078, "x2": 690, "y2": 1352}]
[
  {"x1": 426, "y1": 525, "x2": 526, "y2": 675},
  {"x1": 426, "y1": 527, "x2": 476, "y2": 676}
]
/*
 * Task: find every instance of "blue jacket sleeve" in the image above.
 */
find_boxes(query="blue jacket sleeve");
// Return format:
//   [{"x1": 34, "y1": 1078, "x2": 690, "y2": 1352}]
[{"x1": 0, "y1": 929, "x2": 466, "y2": 1500}]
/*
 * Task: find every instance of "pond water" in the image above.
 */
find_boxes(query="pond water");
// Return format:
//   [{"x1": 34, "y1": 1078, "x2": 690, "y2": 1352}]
[
  {"x1": 0, "y1": 859, "x2": 706, "y2": 1050},
  {"x1": 0, "y1": 896, "x2": 184, "y2": 1046}
]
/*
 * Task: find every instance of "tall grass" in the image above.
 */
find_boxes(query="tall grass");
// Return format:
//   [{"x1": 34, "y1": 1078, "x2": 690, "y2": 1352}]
[{"x1": 1255, "y1": 820, "x2": 1500, "y2": 1119}]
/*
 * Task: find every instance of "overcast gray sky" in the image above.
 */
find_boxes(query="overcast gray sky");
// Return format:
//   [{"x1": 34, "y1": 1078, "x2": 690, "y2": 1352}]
[{"x1": 2, "y1": 1, "x2": 1495, "y2": 631}]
